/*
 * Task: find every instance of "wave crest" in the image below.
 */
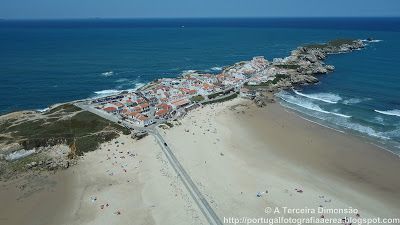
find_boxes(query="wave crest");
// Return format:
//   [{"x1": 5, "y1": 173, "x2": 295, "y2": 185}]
[
  {"x1": 211, "y1": 66, "x2": 222, "y2": 71},
  {"x1": 293, "y1": 89, "x2": 342, "y2": 104},
  {"x1": 101, "y1": 71, "x2": 114, "y2": 77},
  {"x1": 94, "y1": 89, "x2": 121, "y2": 97},
  {"x1": 277, "y1": 91, "x2": 351, "y2": 118},
  {"x1": 374, "y1": 109, "x2": 400, "y2": 117}
]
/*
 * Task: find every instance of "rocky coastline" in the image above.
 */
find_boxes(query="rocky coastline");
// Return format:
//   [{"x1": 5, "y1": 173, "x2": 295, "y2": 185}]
[
  {"x1": 0, "y1": 38, "x2": 368, "y2": 179},
  {"x1": 227, "y1": 39, "x2": 367, "y2": 106}
]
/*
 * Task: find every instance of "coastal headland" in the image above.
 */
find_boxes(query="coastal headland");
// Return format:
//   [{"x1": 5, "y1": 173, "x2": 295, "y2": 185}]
[{"x1": 1, "y1": 39, "x2": 399, "y2": 225}]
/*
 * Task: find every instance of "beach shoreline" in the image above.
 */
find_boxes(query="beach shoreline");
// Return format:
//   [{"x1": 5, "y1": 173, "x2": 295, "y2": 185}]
[
  {"x1": 162, "y1": 98, "x2": 400, "y2": 220},
  {"x1": 1, "y1": 98, "x2": 399, "y2": 224},
  {"x1": 278, "y1": 102, "x2": 400, "y2": 159}
]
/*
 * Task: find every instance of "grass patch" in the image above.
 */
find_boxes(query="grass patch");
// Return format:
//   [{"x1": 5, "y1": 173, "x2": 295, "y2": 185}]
[
  {"x1": 44, "y1": 103, "x2": 80, "y2": 115},
  {"x1": 328, "y1": 39, "x2": 356, "y2": 47},
  {"x1": 304, "y1": 39, "x2": 356, "y2": 49},
  {"x1": 75, "y1": 132, "x2": 118, "y2": 155},
  {"x1": 203, "y1": 93, "x2": 238, "y2": 105},
  {"x1": 8, "y1": 153, "x2": 49, "y2": 173},
  {"x1": 190, "y1": 95, "x2": 205, "y2": 102},
  {"x1": 208, "y1": 92, "x2": 224, "y2": 99},
  {"x1": 2, "y1": 111, "x2": 130, "y2": 154},
  {"x1": 304, "y1": 43, "x2": 327, "y2": 49},
  {"x1": 165, "y1": 122, "x2": 174, "y2": 128}
]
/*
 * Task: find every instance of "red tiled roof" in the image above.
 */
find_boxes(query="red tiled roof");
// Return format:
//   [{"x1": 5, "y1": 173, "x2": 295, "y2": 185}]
[
  {"x1": 104, "y1": 107, "x2": 117, "y2": 112},
  {"x1": 113, "y1": 102, "x2": 124, "y2": 107},
  {"x1": 171, "y1": 98, "x2": 190, "y2": 107},
  {"x1": 155, "y1": 109, "x2": 168, "y2": 117}
]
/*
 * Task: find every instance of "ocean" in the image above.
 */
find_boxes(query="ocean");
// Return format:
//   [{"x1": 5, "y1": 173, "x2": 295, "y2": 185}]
[{"x1": 1, "y1": 18, "x2": 400, "y2": 153}]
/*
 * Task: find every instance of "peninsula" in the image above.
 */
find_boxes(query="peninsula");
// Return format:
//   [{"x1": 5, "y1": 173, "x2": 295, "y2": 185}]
[
  {"x1": 0, "y1": 39, "x2": 366, "y2": 177},
  {"x1": 1, "y1": 39, "x2": 399, "y2": 225}
]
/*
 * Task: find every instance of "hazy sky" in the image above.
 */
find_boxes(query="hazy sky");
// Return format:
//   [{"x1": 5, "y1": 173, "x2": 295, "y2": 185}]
[{"x1": 1, "y1": 0, "x2": 400, "y2": 19}]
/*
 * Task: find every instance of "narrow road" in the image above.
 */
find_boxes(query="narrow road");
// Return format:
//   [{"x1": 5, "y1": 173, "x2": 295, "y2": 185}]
[
  {"x1": 149, "y1": 129, "x2": 223, "y2": 225},
  {"x1": 75, "y1": 102, "x2": 223, "y2": 224}
]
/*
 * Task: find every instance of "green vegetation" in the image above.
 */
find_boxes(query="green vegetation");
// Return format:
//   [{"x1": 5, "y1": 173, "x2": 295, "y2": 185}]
[
  {"x1": 304, "y1": 39, "x2": 356, "y2": 49},
  {"x1": 203, "y1": 93, "x2": 238, "y2": 105},
  {"x1": 165, "y1": 122, "x2": 174, "y2": 128},
  {"x1": 44, "y1": 103, "x2": 80, "y2": 115},
  {"x1": 328, "y1": 39, "x2": 356, "y2": 47},
  {"x1": 304, "y1": 43, "x2": 327, "y2": 49},
  {"x1": 275, "y1": 64, "x2": 300, "y2": 70},
  {"x1": 208, "y1": 92, "x2": 223, "y2": 99},
  {"x1": 1, "y1": 106, "x2": 130, "y2": 156},
  {"x1": 190, "y1": 95, "x2": 205, "y2": 102},
  {"x1": 270, "y1": 74, "x2": 289, "y2": 84},
  {"x1": 8, "y1": 153, "x2": 48, "y2": 173}
]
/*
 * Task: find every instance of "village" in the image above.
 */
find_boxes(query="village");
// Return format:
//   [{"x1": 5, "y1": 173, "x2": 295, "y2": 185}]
[
  {"x1": 83, "y1": 39, "x2": 366, "y2": 129},
  {"x1": 85, "y1": 56, "x2": 274, "y2": 127}
]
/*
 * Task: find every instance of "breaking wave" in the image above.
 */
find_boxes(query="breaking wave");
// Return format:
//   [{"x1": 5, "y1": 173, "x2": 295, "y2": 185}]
[
  {"x1": 211, "y1": 66, "x2": 222, "y2": 71},
  {"x1": 277, "y1": 91, "x2": 398, "y2": 144},
  {"x1": 94, "y1": 89, "x2": 121, "y2": 97},
  {"x1": 342, "y1": 120, "x2": 389, "y2": 140},
  {"x1": 361, "y1": 39, "x2": 383, "y2": 43},
  {"x1": 375, "y1": 109, "x2": 400, "y2": 117},
  {"x1": 181, "y1": 70, "x2": 197, "y2": 76},
  {"x1": 277, "y1": 91, "x2": 351, "y2": 118},
  {"x1": 93, "y1": 82, "x2": 145, "y2": 98},
  {"x1": 101, "y1": 71, "x2": 114, "y2": 77},
  {"x1": 292, "y1": 89, "x2": 342, "y2": 104},
  {"x1": 36, "y1": 107, "x2": 49, "y2": 112}
]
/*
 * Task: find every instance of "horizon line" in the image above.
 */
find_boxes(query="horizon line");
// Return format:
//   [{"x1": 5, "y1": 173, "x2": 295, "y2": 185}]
[{"x1": 1, "y1": 16, "x2": 400, "y2": 21}]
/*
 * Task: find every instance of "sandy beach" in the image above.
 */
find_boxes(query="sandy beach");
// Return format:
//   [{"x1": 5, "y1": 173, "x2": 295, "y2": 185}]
[
  {"x1": 162, "y1": 98, "x2": 400, "y2": 222},
  {"x1": 1, "y1": 98, "x2": 399, "y2": 224},
  {"x1": 0, "y1": 134, "x2": 206, "y2": 225}
]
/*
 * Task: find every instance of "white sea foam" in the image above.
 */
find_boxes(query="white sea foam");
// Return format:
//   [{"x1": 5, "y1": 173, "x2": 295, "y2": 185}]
[
  {"x1": 94, "y1": 89, "x2": 121, "y2": 97},
  {"x1": 343, "y1": 121, "x2": 389, "y2": 140},
  {"x1": 277, "y1": 91, "x2": 351, "y2": 118},
  {"x1": 292, "y1": 89, "x2": 342, "y2": 104},
  {"x1": 342, "y1": 97, "x2": 370, "y2": 105},
  {"x1": 369, "y1": 39, "x2": 383, "y2": 43},
  {"x1": 94, "y1": 81, "x2": 146, "y2": 98},
  {"x1": 126, "y1": 82, "x2": 146, "y2": 92},
  {"x1": 361, "y1": 39, "x2": 383, "y2": 43},
  {"x1": 211, "y1": 67, "x2": 222, "y2": 71},
  {"x1": 115, "y1": 78, "x2": 129, "y2": 83},
  {"x1": 374, "y1": 109, "x2": 400, "y2": 117},
  {"x1": 101, "y1": 71, "x2": 114, "y2": 77},
  {"x1": 278, "y1": 94, "x2": 388, "y2": 140},
  {"x1": 181, "y1": 70, "x2": 197, "y2": 76},
  {"x1": 36, "y1": 107, "x2": 49, "y2": 113}
]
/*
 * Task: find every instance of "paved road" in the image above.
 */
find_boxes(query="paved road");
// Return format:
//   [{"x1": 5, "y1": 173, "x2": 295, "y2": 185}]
[
  {"x1": 75, "y1": 102, "x2": 223, "y2": 225},
  {"x1": 150, "y1": 129, "x2": 223, "y2": 225}
]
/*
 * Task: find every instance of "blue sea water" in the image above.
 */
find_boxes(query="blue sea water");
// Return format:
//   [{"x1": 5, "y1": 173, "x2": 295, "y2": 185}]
[{"x1": 1, "y1": 18, "x2": 400, "y2": 152}]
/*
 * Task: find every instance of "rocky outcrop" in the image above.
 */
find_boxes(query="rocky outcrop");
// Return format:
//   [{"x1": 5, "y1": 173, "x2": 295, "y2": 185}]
[{"x1": 269, "y1": 39, "x2": 366, "y2": 90}]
